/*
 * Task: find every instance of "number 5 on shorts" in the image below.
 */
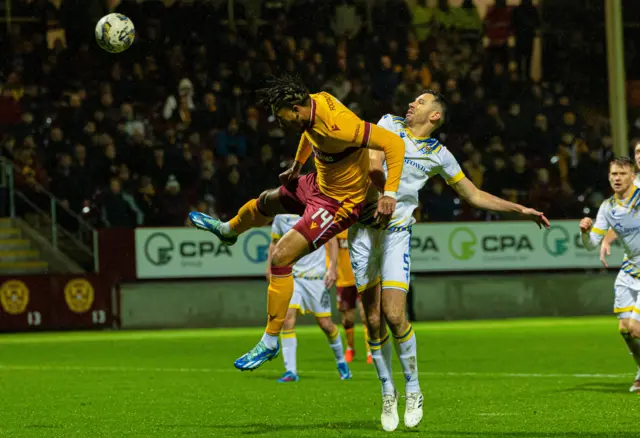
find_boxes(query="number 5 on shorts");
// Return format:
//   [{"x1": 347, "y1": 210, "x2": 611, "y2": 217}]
[{"x1": 311, "y1": 207, "x2": 334, "y2": 229}]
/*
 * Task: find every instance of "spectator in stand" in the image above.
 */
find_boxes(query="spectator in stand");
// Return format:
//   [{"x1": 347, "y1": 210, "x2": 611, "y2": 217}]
[
  {"x1": 372, "y1": 55, "x2": 398, "y2": 114},
  {"x1": 216, "y1": 118, "x2": 247, "y2": 159},
  {"x1": 463, "y1": 150, "x2": 486, "y2": 190},
  {"x1": 484, "y1": 0, "x2": 512, "y2": 67},
  {"x1": 101, "y1": 178, "x2": 143, "y2": 228},
  {"x1": 163, "y1": 78, "x2": 196, "y2": 121},
  {"x1": 409, "y1": 0, "x2": 434, "y2": 42},
  {"x1": 159, "y1": 175, "x2": 189, "y2": 227},
  {"x1": 452, "y1": 0, "x2": 483, "y2": 45},
  {"x1": 422, "y1": 179, "x2": 456, "y2": 222},
  {"x1": 393, "y1": 66, "x2": 422, "y2": 115},
  {"x1": 136, "y1": 175, "x2": 160, "y2": 226},
  {"x1": 331, "y1": 0, "x2": 363, "y2": 40},
  {"x1": 512, "y1": 0, "x2": 540, "y2": 80}
]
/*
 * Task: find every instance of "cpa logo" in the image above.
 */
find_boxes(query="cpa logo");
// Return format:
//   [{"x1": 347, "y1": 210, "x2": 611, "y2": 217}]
[
  {"x1": 448, "y1": 227, "x2": 477, "y2": 261},
  {"x1": 144, "y1": 232, "x2": 174, "y2": 266},
  {"x1": 543, "y1": 225, "x2": 570, "y2": 256},
  {"x1": 243, "y1": 230, "x2": 271, "y2": 263}
]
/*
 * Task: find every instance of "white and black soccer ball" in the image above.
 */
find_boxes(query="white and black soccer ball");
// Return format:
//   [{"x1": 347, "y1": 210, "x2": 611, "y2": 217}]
[{"x1": 95, "y1": 13, "x2": 135, "y2": 53}]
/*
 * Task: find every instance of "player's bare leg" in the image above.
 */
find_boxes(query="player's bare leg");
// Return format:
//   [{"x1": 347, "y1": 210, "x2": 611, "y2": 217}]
[
  {"x1": 316, "y1": 315, "x2": 351, "y2": 380},
  {"x1": 361, "y1": 284, "x2": 399, "y2": 432},
  {"x1": 279, "y1": 308, "x2": 299, "y2": 382},
  {"x1": 622, "y1": 318, "x2": 640, "y2": 391},
  {"x1": 382, "y1": 288, "x2": 423, "y2": 429},
  {"x1": 358, "y1": 298, "x2": 373, "y2": 363},
  {"x1": 234, "y1": 228, "x2": 310, "y2": 371},
  {"x1": 340, "y1": 307, "x2": 356, "y2": 363},
  {"x1": 190, "y1": 188, "x2": 285, "y2": 245}
]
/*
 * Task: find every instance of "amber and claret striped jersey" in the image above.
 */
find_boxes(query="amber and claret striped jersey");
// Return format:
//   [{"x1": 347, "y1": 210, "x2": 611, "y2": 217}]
[{"x1": 294, "y1": 92, "x2": 405, "y2": 210}]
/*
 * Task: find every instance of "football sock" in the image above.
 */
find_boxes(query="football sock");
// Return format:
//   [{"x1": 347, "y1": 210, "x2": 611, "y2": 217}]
[
  {"x1": 369, "y1": 333, "x2": 395, "y2": 395},
  {"x1": 345, "y1": 327, "x2": 355, "y2": 351},
  {"x1": 227, "y1": 199, "x2": 270, "y2": 236},
  {"x1": 395, "y1": 324, "x2": 420, "y2": 394},
  {"x1": 621, "y1": 330, "x2": 640, "y2": 368},
  {"x1": 263, "y1": 266, "x2": 294, "y2": 347},
  {"x1": 281, "y1": 329, "x2": 297, "y2": 374},
  {"x1": 363, "y1": 324, "x2": 371, "y2": 355},
  {"x1": 328, "y1": 326, "x2": 346, "y2": 364}
]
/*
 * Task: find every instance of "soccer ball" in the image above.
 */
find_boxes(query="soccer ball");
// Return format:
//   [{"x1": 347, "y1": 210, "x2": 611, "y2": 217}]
[{"x1": 95, "y1": 13, "x2": 135, "y2": 53}]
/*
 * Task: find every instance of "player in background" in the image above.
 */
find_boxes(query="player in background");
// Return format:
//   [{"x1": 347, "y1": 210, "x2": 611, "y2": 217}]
[
  {"x1": 351, "y1": 90, "x2": 549, "y2": 431},
  {"x1": 580, "y1": 156, "x2": 640, "y2": 393},
  {"x1": 189, "y1": 75, "x2": 406, "y2": 371},
  {"x1": 600, "y1": 139, "x2": 640, "y2": 268},
  {"x1": 334, "y1": 229, "x2": 372, "y2": 364},
  {"x1": 268, "y1": 214, "x2": 351, "y2": 382}
]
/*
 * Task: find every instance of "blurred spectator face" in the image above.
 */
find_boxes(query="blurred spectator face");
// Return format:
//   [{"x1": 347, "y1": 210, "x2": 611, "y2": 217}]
[
  {"x1": 212, "y1": 81, "x2": 222, "y2": 93},
  {"x1": 380, "y1": 56, "x2": 392, "y2": 70},
  {"x1": 75, "y1": 144, "x2": 86, "y2": 161},
  {"x1": 105, "y1": 144, "x2": 116, "y2": 159},
  {"x1": 446, "y1": 78, "x2": 457, "y2": 92},
  {"x1": 471, "y1": 151, "x2": 482, "y2": 166},
  {"x1": 228, "y1": 119, "x2": 239, "y2": 135},
  {"x1": 493, "y1": 63, "x2": 505, "y2": 75},
  {"x1": 494, "y1": 157, "x2": 506, "y2": 170},
  {"x1": 232, "y1": 86, "x2": 242, "y2": 97},
  {"x1": 431, "y1": 82, "x2": 442, "y2": 93},
  {"x1": 60, "y1": 154, "x2": 72, "y2": 168},
  {"x1": 261, "y1": 145, "x2": 273, "y2": 163},
  {"x1": 508, "y1": 103, "x2": 520, "y2": 116},
  {"x1": 534, "y1": 114, "x2": 547, "y2": 130},
  {"x1": 227, "y1": 154, "x2": 239, "y2": 167},
  {"x1": 204, "y1": 93, "x2": 216, "y2": 107},
  {"x1": 70, "y1": 94, "x2": 82, "y2": 108},
  {"x1": 201, "y1": 167, "x2": 213, "y2": 181},
  {"x1": 189, "y1": 132, "x2": 200, "y2": 146},
  {"x1": 313, "y1": 53, "x2": 323, "y2": 65},
  {"x1": 154, "y1": 149, "x2": 164, "y2": 162},
  {"x1": 633, "y1": 141, "x2": 640, "y2": 168},
  {"x1": 432, "y1": 179, "x2": 444, "y2": 195},
  {"x1": 451, "y1": 92, "x2": 461, "y2": 104},
  {"x1": 228, "y1": 168, "x2": 240, "y2": 185},
  {"x1": 51, "y1": 127, "x2": 63, "y2": 141},
  {"x1": 85, "y1": 121, "x2": 96, "y2": 135},
  {"x1": 559, "y1": 96, "x2": 570, "y2": 107},
  {"x1": 487, "y1": 104, "x2": 499, "y2": 116},
  {"x1": 119, "y1": 164, "x2": 130, "y2": 181},
  {"x1": 537, "y1": 168, "x2": 550, "y2": 184},
  {"x1": 563, "y1": 112, "x2": 576, "y2": 126},
  {"x1": 101, "y1": 92, "x2": 113, "y2": 107},
  {"x1": 23, "y1": 136, "x2": 35, "y2": 149},
  {"x1": 474, "y1": 87, "x2": 485, "y2": 100},
  {"x1": 183, "y1": 148, "x2": 193, "y2": 162},
  {"x1": 111, "y1": 63, "x2": 122, "y2": 80},
  {"x1": 133, "y1": 63, "x2": 144, "y2": 80},
  {"x1": 513, "y1": 154, "x2": 526, "y2": 171},
  {"x1": 121, "y1": 103, "x2": 134, "y2": 120},
  {"x1": 22, "y1": 113, "x2": 34, "y2": 125},
  {"x1": 179, "y1": 80, "x2": 193, "y2": 97},
  {"x1": 561, "y1": 133, "x2": 575, "y2": 145},
  {"x1": 110, "y1": 179, "x2": 121, "y2": 194}
]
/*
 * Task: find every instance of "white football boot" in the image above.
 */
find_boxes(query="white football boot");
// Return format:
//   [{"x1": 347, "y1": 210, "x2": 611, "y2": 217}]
[
  {"x1": 381, "y1": 390, "x2": 400, "y2": 432},
  {"x1": 404, "y1": 392, "x2": 424, "y2": 428},
  {"x1": 629, "y1": 369, "x2": 640, "y2": 392}
]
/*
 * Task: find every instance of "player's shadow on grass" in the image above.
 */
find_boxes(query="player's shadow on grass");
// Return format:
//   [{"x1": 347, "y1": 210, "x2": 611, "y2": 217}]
[
  {"x1": 561, "y1": 381, "x2": 629, "y2": 394},
  {"x1": 243, "y1": 374, "x2": 323, "y2": 381},
  {"x1": 179, "y1": 421, "x2": 380, "y2": 434},
  {"x1": 432, "y1": 433, "x2": 640, "y2": 437}
]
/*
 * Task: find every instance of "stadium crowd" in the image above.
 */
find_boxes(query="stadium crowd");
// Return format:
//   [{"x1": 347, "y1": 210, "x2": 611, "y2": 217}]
[{"x1": 0, "y1": 0, "x2": 625, "y2": 228}]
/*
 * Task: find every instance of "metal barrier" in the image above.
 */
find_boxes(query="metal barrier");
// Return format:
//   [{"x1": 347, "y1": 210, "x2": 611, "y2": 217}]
[{"x1": 0, "y1": 157, "x2": 99, "y2": 272}]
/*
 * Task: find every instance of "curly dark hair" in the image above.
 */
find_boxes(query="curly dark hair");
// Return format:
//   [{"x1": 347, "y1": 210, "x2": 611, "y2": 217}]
[{"x1": 256, "y1": 75, "x2": 310, "y2": 116}]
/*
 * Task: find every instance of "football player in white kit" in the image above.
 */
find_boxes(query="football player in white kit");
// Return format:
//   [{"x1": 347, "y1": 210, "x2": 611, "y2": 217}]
[
  {"x1": 592, "y1": 151, "x2": 640, "y2": 392},
  {"x1": 350, "y1": 90, "x2": 550, "y2": 431},
  {"x1": 268, "y1": 214, "x2": 352, "y2": 382}
]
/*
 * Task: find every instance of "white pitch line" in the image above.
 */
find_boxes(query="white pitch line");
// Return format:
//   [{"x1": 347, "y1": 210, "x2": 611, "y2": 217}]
[{"x1": 0, "y1": 364, "x2": 630, "y2": 379}]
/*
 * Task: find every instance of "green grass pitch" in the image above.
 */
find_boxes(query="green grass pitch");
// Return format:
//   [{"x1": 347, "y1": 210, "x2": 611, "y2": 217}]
[{"x1": 1, "y1": 316, "x2": 640, "y2": 437}]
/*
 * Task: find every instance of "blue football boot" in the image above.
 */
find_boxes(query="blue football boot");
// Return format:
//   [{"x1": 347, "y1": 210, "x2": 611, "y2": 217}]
[
  {"x1": 234, "y1": 341, "x2": 280, "y2": 371},
  {"x1": 188, "y1": 211, "x2": 237, "y2": 246},
  {"x1": 337, "y1": 362, "x2": 352, "y2": 380}
]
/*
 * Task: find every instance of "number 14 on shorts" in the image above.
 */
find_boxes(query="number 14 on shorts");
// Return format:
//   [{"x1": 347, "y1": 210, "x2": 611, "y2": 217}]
[{"x1": 311, "y1": 207, "x2": 334, "y2": 229}]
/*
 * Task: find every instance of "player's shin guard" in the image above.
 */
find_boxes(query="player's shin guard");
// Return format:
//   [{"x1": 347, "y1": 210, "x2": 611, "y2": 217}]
[
  {"x1": 281, "y1": 329, "x2": 297, "y2": 374},
  {"x1": 263, "y1": 267, "x2": 294, "y2": 348},
  {"x1": 328, "y1": 326, "x2": 346, "y2": 364},
  {"x1": 369, "y1": 334, "x2": 395, "y2": 395},
  {"x1": 395, "y1": 325, "x2": 420, "y2": 394},
  {"x1": 228, "y1": 199, "x2": 271, "y2": 236}
]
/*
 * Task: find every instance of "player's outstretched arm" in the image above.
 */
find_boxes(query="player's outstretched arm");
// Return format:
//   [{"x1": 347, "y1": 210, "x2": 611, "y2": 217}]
[
  {"x1": 368, "y1": 150, "x2": 386, "y2": 193},
  {"x1": 450, "y1": 177, "x2": 550, "y2": 229},
  {"x1": 600, "y1": 228, "x2": 618, "y2": 267},
  {"x1": 366, "y1": 124, "x2": 405, "y2": 196},
  {"x1": 280, "y1": 136, "x2": 313, "y2": 185}
]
